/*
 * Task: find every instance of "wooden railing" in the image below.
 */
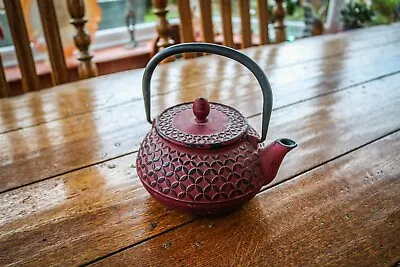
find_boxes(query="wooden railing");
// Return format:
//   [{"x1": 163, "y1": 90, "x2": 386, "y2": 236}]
[
  {"x1": 67, "y1": 0, "x2": 98, "y2": 79},
  {"x1": 0, "y1": 0, "x2": 97, "y2": 97},
  {"x1": 152, "y1": 0, "x2": 175, "y2": 51},
  {"x1": 274, "y1": 0, "x2": 287, "y2": 43},
  {"x1": 37, "y1": 0, "x2": 69, "y2": 85},
  {"x1": 0, "y1": 1, "x2": 288, "y2": 97},
  {"x1": 152, "y1": 0, "x2": 286, "y2": 53},
  {"x1": 3, "y1": 0, "x2": 40, "y2": 94}
]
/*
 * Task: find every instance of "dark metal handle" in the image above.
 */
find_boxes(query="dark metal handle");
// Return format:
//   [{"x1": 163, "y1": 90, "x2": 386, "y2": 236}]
[{"x1": 142, "y1": 43, "x2": 273, "y2": 143}]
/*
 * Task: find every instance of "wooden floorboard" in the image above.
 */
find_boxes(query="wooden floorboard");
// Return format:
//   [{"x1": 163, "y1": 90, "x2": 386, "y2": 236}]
[
  {"x1": 94, "y1": 130, "x2": 400, "y2": 266},
  {"x1": 0, "y1": 40, "x2": 400, "y2": 191},
  {"x1": 0, "y1": 24, "x2": 399, "y2": 134},
  {"x1": 0, "y1": 42, "x2": 399, "y2": 192},
  {"x1": 1, "y1": 73, "x2": 400, "y2": 266}
]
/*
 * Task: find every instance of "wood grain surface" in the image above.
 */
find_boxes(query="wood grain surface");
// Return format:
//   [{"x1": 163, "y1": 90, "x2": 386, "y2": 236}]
[
  {"x1": 198, "y1": 0, "x2": 214, "y2": 43},
  {"x1": 37, "y1": 0, "x2": 69, "y2": 85},
  {"x1": 1, "y1": 73, "x2": 399, "y2": 266},
  {"x1": 239, "y1": 0, "x2": 252, "y2": 48},
  {"x1": 257, "y1": 0, "x2": 270, "y2": 45},
  {"x1": 3, "y1": 0, "x2": 40, "y2": 92},
  {"x1": 96, "y1": 130, "x2": 400, "y2": 267},
  {"x1": 220, "y1": 0, "x2": 234, "y2": 47},
  {"x1": 274, "y1": 0, "x2": 286, "y2": 43},
  {"x1": 177, "y1": 0, "x2": 195, "y2": 43},
  {"x1": 67, "y1": 0, "x2": 98, "y2": 79},
  {"x1": 1, "y1": 25, "x2": 400, "y2": 266},
  {"x1": 0, "y1": 41, "x2": 399, "y2": 193},
  {"x1": 0, "y1": 24, "x2": 399, "y2": 134},
  {"x1": 0, "y1": 55, "x2": 10, "y2": 97},
  {"x1": 152, "y1": 0, "x2": 175, "y2": 51},
  {"x1": 176, "y1": 0, "x2": 197, "y2": 59}
]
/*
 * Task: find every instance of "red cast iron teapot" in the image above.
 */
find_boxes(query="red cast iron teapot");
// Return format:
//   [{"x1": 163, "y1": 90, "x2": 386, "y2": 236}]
[{"x1": 136, "y1": 43, "x2": 297, "y2": 215}]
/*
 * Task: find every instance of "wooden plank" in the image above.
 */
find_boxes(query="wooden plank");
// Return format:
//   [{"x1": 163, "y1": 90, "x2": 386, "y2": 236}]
[
  {"x1": 198, "y1": 0, "x2": 214, "y2": 43},
  {"x1": 274, "y1": 0, "x2": 286, "y2": 43},
  {"x1": 176, "y1": 0, "x2": 197, "y2": 59},
  {"x1": 1, "y1": 74, "x2": 400, "y2": 266},
  {"x1": 96, "y1": 130, "x2": 400, "y2": 266},
  {"x1": 152, "y1": 0, "x2": 175, "y2": 54},
  {"x1": 3, "y1": 0, "x2": 40, "y2": 92},
  {"x1": 67, "y1": 0, "x2": 98, "y2": 79},
  {"x1": 220, "y1": 0, "x2": 234, "y2": 48},
  {"x1": 177, "y1": 0, "x2": 195, "y2": 43},
  {"x1": 37, "y1": 0, "x2": 69, "y2": 85},
  {"x1": 0, "y1": 42, "x2": 400, "y2": 192},
  {"x1": 0, "y1": 54, "x2": 10, "y2": 98},
  {"x1": 257, "y1": 0, "x2": 270, "y2": 44},
  {"x1": 0, "y1": 152, "x2": 191, "y2": 267},
  {"x1": 0, "y1": 24, "x2": 399, "y2": 133},
  {"x1": 239, "y1": 0, "x2": 252, "y2": 48}
]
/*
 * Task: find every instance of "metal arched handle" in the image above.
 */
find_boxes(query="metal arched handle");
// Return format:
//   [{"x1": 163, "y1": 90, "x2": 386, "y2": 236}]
[{"x1": 142, "y1": 43, "x2": 273, "y2": 143}]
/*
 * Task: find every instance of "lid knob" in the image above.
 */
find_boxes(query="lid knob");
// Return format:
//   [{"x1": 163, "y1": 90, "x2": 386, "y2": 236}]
[{"x1": 193, "y1": 97, "x2": 210, "y2": 122}]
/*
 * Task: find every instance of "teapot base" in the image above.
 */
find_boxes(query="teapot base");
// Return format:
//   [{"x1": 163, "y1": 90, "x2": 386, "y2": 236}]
[{"x1": 143, "y1": 182, "x2": 257, "y2": 216}]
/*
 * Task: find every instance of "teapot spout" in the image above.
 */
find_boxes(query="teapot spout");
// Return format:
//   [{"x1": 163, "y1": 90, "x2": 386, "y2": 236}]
[{"x1": 259, "y1": 138, "x2": 297, "y2": 186}]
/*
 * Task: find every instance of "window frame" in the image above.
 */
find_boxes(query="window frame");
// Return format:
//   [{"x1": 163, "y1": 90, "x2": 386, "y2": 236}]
[
  {"x1": 0, "y1": 18, "x2": 182, "y2": 68},
  {"x1": 0, "y1": 16, "x2": 311, "y2": 68}
]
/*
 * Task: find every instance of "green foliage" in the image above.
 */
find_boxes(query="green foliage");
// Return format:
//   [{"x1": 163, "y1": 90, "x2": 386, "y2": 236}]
[
  {"x1": 285, "y1": 0, "x2": 302, "y2": 16},
  {"x1": 144, "y1": 12, "x2": 157, "y2": 22},
  {"x1": 286, "y1": 0, "x2": 296, "y2": 16},
  {"x1": 145, "y1": 0, "x2": 152, "y2": 11},
  {"x1": 268, "y1": 1, "x2": 303, "y2": 22},
  {"x1": 371, "y1": 0, "x2": 400, "y2": 23},
  {"x1": 341, "y1": 1, "x2": 374, "y2": 29},
  {"x1": 145, "y1": 0, "x2": 176, "y2": 11}
]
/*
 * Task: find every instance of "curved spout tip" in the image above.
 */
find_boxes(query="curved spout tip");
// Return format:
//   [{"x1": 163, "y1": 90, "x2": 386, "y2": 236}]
[
  {"x1": 259, "y1": 138, "x2": 297, "y2": 186},
  {"x1": 277, "y1": 138, "x2": 297, "y2": 150}
]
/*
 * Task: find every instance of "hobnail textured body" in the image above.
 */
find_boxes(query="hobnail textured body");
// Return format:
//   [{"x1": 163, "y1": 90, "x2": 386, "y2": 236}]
[{"x1": 136, "y1": 127, "x2": 263, "y2": 215}]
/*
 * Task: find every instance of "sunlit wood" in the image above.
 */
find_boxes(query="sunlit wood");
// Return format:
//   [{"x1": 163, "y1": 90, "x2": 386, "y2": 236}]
[
  {"x1": 152, "y1": 0, "x2": 175, "y2": 50},
  {"x1": 0, "y1": 24, "x2": 399, "y2": 266},
  {"x1": 274, "y1": 0, "x2": 287, "y2": 43},
  {"x1": 3, "y1": 0, "x2": 39, "y2": 92},
  {"x1": 198, "y1": 0, "x2": 214, "y2": 43},
  {"x1": 67, "y1": 0, "x2": 98, "y2": 79},
  {"x1": 0, "y1": 25, "x2": 399, "y2": 134},
  {"x1": 257, "y1": 0, "x2": 270, "y2": 44},
  {"x1": 177, "y1": 0, "x2": 195, "y2": 43},
  {"x1": 220, "y1": 0, "x2": 234, "y2": 47},
  {"x1": 239, "y1": 0, "x2": 252, "y2": 48},
  {"x1": 176, "y1": 0, "x2": 197, "y2": 58},
  {"x1": 100, "y1": 129, "x2": 400, "y2": 266},
  {"x1": 0, "y1": 55, "x2": 10, "y2": 97},
  {"x1": 37, "y1": 0, "x2": 69, "y2": 85}
]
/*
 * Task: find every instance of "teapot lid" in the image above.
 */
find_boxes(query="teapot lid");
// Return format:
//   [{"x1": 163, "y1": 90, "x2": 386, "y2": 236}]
[{"x1": 155, "y1": 97, "x2": 248, "y2": 149}]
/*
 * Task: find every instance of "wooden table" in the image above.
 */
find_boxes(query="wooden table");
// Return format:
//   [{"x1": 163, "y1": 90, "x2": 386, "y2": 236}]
[{"x1": 1, "y1": 24, "x2": 399, "y2": 266}]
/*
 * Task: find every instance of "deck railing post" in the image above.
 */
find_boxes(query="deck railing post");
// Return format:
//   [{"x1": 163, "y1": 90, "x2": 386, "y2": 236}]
[
  {"x1": 0, "y1": 54, "x2": 10, "y2": 97},
  {"x1": 274, "y1": 0, "x2": 286, "y2": 43},
  {"x1": 4, "y1": 0, "x2": 40, "y2": 92},
  {"x1": 67, "y1": 0, "x2": 98, "y2": 79},
  {"x1": 152, "y1": 0, "x2": 175, "y2": 51}
]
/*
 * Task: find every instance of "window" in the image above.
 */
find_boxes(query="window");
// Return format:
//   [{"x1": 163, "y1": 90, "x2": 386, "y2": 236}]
[
  {"x1": 0, "y1": 0, "x2": 181, "y2": 67},
  {"x1": 0, "y1": 0, "x2": 324, "y2": 68},
  {"x1": 0, "y1": 5, "x2": 12, "y2": 48}
]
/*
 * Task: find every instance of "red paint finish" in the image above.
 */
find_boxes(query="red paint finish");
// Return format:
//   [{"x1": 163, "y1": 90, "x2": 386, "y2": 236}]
[
  {"x1": 155, "y1": 101, "x2": 248, "y2": 149},
  {"x1": 192, "y1": 97, "x2": 210, "y2": 122},
  {"x1": 172, "y1": 108, "x2": 227, "y2": 135},
  {"x1": 137, "y1": 99, "x2": 297, "y2": 215},
  {"x1": 259, "y1": 138, "x2": 298, "y2": 186},
  {"x1": 137, "y1": 126, "x2": 263, "y2": 215}
]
